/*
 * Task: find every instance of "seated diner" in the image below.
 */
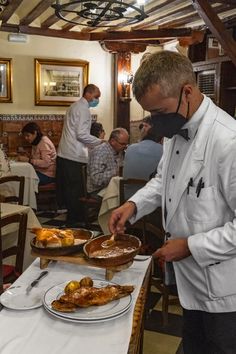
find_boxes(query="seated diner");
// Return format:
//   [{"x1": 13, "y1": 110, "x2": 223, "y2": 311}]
[{"x1": 18, "y1": 123, "x2": 56, "y2": 186}]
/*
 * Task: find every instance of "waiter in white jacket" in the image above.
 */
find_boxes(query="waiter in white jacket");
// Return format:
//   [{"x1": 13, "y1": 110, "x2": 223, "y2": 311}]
[
  {"x1": 109, "y1": 51, "x2": 236, "y2": 353},
  {"x1": 57, "y1": 84, "x2": 102, "y2": 227}
]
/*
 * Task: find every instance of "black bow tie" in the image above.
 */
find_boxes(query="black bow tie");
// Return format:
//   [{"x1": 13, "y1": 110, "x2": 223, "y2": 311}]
[{"x1": 177, "y1": 129, "x2": 189, "y2": 141}]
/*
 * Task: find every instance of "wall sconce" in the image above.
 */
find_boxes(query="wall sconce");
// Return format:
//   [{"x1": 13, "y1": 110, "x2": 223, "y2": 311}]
[{"x1": 119, "y1": 71, "x2": 134, "y2": 101}]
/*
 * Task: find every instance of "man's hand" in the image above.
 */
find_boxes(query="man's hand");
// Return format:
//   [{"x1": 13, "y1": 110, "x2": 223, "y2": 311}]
[
  {"x1": 153, "y1": 238, "x2": 191, "y2": 262},
  {"x1": 108, "y1": 201, "x2": 136, "y2": 234}
]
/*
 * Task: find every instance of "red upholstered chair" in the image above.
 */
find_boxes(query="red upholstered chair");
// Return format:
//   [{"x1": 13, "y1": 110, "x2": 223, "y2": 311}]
[{"x1": 0, "y1": 213, "x2": 28, "y2": 293}]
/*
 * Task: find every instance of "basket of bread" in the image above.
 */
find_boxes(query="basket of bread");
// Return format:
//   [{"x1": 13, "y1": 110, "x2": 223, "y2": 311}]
[{"x1": 30, "y1": 227, "x2": 94, "y2": 256}]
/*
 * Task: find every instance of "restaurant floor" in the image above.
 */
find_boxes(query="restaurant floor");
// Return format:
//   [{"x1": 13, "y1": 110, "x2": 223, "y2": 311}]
[{"x1": 36, "y1": 210, "x2": 183, "y2": 354}]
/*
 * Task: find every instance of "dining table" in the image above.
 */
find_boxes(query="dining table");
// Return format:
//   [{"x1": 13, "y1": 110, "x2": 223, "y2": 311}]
[
  {"x1": 0, "y1": 255, "x2": 152, "y2": 354},
  {"x1": 1, "y1": 202, "x2": 42, "y2": 271},
  {"x1": 9, "y1": 161, "x2": 39, "y2": 209}
]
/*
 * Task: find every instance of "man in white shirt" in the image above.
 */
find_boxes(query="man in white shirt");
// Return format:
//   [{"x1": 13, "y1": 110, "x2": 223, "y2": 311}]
[
  {"x1": 57, "y1": 84, "x2": 102, "y2": 226},
  {"x1": 109, "y1": 51, "x2": 236, "y2": 353}
]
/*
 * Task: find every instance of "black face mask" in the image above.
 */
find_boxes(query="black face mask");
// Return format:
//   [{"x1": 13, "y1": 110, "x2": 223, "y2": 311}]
[{"x1": 150, "y1": 88, "x2": 189, "y2": 139}]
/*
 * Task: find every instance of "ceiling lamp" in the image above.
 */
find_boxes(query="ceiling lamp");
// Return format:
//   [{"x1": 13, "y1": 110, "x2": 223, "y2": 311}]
[{"x1": 52, "y1": 0, "x2": 148, "y2": 28}]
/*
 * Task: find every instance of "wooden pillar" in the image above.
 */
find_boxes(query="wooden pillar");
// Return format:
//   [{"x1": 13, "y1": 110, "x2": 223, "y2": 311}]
[
  {"x1": 100, "y1": 41, "x2": 147, "y2": 132},
  {"x1": 114, "y1": 52, "x2": 132, "y2": 132}
]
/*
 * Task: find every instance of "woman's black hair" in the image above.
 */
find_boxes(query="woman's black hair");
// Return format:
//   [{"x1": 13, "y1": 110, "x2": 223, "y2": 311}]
[
  {"x1": 90, "y1": 122, "x2": 104, "y2": 138},
  {"x1": 21, "y1": 122, "x2": 43, "y2": 145}
]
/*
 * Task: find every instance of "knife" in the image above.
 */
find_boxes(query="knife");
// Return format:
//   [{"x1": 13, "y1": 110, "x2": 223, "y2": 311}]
[{"x1": 26, "y1": 271, "x2": 48, "y2": 294}]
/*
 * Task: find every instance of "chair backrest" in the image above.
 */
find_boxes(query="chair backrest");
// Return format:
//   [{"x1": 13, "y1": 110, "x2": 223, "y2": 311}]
[
  {"x1": 0, "y1": 212, "x2": 28, "y2": 293},
  {"x1": 0, "y1": 175, "x2": 25, "y2": 205},
  {"x1": 119, "y1": 178, "x2": 165, "y2": 251},
  {"x1": 119, "y1": 178, "x2": 147, "y2": 205}
]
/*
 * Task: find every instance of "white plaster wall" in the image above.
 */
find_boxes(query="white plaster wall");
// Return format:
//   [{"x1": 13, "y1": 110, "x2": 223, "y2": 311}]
[
  {"x1": 130, "y1": 46, "x2": 162, "y2": 122},
  {"x1": 0, "y1": 32, "x2": 113, "y2": 135}
]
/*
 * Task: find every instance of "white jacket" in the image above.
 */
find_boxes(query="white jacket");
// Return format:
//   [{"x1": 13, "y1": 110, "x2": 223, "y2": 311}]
[
  {"x1": 130, "y1": 97, "x2": 236, "y2": 312},
  {"x1": 57, "y1": 97, "x2": 101, "y2": 163}
]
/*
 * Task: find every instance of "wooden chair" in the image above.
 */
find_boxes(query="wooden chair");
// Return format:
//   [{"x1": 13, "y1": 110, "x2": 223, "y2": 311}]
[
  {"x1": 36, "y1": 182, "x2": 57, "y2": 213},
  {"x1": 119, "y1": 178, "x2": 165, "y2": 248},
  {"x1": 0, "y1": 175, "x2": 25, "y2": 205},
  {"x1": 0, "y1": 213, "x2": 28, "y2": 293},
  {"x1": 79, "y1": 165, "x2": 102, "y2": 230},
  {"x1": 119, "y1": 178, "x2": 178, "y2": 326}
]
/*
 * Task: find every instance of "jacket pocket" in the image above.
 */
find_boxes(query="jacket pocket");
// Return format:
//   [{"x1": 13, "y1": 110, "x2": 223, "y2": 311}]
[
  {"x1": 205, "y1": 257, "x2": 236, "y2": 299},
  {"x1": 185, "y1": 185, "x2": 218, "y2": 223}
]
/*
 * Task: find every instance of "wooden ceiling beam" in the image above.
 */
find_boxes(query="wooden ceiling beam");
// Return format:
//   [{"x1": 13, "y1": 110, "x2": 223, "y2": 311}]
[
  {"x1": 209, "y1": 0, "x2": 236, "y2": 4},
  {"x1": 20, "y1": 0, "x2": 55, "y2": 26},
  {"x1": 90, "y1": 28, "x2": 193, "y2": 41},
  {"x1": 109, "y1": 0, "x2": 186, "y2": 33},
  {"x1": 0, "y1": 0, "x2": 23, "y2": 23},
  {"x1": 42, "y1": 3, "x2": 82, "y2": 29},
  {"x1": 160, "y1": 3, "x2": 233, "y2": 29},
  {"x1": 192, "y1": 0, "x2": 236, "y2": 66},
  {"x1": 41, "y1": 14, "x2": 60, "y2": 28},
  {"x1": 0, "y1": 23, "x2": 195, "y2": 42},
  {"x1": 78, "y1": 0, "x2": 186, "y2": 34},
  {"x1": 0, "y1": 23, "x2": 90, "y2": 40},
  {"x1": 134, "y1": 4, "x2": 194, "y2": 30}
]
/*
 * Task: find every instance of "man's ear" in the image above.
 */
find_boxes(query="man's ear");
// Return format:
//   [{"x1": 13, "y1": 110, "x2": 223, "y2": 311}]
[{"x1": 183, "y1": 85, "x2": 193, "y2": 101}]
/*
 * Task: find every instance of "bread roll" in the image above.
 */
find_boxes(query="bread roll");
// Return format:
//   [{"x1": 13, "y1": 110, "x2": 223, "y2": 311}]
[{"x1": 32, "y1": 228, "x2": 74, "y2": 248}]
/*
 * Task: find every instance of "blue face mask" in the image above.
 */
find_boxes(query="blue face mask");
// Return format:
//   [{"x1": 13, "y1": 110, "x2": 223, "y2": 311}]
[{"x1": 88, "y1": 98, "x2": 99, "y2": 108}]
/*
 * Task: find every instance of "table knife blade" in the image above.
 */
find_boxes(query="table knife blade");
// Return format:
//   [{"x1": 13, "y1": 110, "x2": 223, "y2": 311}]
[{"x1": 26, "y1": 270, "x2": 48, "y2": 294}]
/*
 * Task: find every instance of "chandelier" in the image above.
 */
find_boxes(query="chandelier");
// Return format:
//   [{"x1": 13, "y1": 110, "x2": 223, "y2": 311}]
[{"x1": 52, "y1": 0, "x2": 148, "y2": 28}]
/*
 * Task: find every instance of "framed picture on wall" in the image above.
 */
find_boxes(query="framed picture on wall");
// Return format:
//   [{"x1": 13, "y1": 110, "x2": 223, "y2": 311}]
[
  {"x1": 0, "y1": 58, "x2": 12, "y2": 103},
  {"x1": 35, "y1": 58, "x2": 89, "y2": 106}
]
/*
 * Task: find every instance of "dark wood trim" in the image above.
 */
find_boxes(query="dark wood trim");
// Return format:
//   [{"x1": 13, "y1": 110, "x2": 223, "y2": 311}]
[
  {"x1": 0, "y1": 0, "x2": 23, "y2": 23},
  {"x1": 20, "y1": 1, "x2": 54, "y2": 26},
  {"x1": 90, "y1": 28, "x2": 193, "y2": 41},
  {"x1": 192, "y1": 0, "x2": 236, "y2": 66},
  {"x1": 133, "y1": 3, "x2": 194, "y2": 30},
  {"x1": 0, "y1": 24, "x2": 194, "y2": 42},
  {"x1": 160, "y1": 3, "x2": 233, "y2": 29}
]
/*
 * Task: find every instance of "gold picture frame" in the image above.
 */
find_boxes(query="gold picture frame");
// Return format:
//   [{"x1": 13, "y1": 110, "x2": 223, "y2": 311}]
[
  {"x1": 0, "y1": 58, "x2": 12, "y2": 103},
  {"x1": 35, "y1": 58, "x2": 89, "y2": 106}
]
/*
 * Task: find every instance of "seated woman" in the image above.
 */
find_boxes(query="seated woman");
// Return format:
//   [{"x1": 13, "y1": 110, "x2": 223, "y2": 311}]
[{"x1": 19, "y1": 123, "x2": 56, "y2": 186}]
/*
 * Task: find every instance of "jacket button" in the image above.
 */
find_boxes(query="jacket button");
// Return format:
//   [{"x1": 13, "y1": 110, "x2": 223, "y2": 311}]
[{"x1": 166, "y1": 232, "x2": 171, "y2": 239}]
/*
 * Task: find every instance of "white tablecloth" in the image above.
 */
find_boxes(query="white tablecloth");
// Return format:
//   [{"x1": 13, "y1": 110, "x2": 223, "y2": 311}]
[
  {"x1": 10, "y1": 161, "x2": 39, "y2": 209},
  {"x1": 1, "y1": 203, "x2": 41, "y2": 270},
  {"x1": 0, "y1": 256, "x2": 151, "y2": 354},
  {"x1": 98, "y1": 176, "x2": 122, "y2": 234}
]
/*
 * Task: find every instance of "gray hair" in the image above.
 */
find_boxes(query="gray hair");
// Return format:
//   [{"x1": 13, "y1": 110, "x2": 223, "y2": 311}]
[
  {"x1": 109, "y1": 127, "x2": 129, "y2": 141},
  {"x1": 133, "y1": 50, "x2": 196, "y2": 101}
]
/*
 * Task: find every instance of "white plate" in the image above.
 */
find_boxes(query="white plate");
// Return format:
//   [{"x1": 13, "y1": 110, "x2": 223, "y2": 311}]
[
  {"x1": 44, "y1": 304, "x2": 131, "y2": 323},
  {"x1": 0, "y1": 286, "x2": 44, "y2": 310},
  {"x1": 43, "y1": 279, "x2": 132, "y2": 321}
]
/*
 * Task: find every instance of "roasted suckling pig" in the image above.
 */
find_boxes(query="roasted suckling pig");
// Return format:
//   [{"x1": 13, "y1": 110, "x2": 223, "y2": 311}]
[
  {"x1": 59, "y1": 285, "x2": 134, "y2": 307},
  {"x1": 51, "y1": 277, "x2": 134, "y2": 312}
]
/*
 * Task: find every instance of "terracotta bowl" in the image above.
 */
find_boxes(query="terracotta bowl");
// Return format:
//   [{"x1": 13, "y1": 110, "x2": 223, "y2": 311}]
[
  {"x1": 83, "y1": 234, "x2": 141, "y2": 267},
  {"x1": 31, "y1": 228, "x2": 94, "y2": 256}
]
